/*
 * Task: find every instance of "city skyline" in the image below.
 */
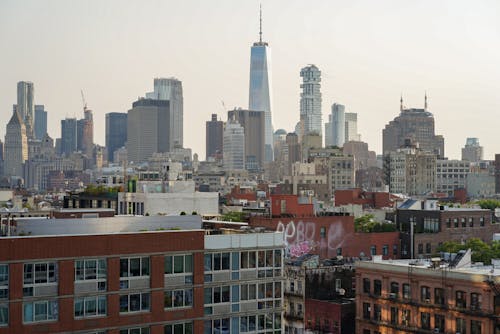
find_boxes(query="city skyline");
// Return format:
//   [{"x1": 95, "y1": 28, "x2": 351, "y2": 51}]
[{"x1": 1, "y1": 0, "x2": 499, "y2": 160}]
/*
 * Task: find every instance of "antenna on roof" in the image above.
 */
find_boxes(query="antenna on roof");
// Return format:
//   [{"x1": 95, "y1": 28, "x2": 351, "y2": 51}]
[{"x1": 259, "y1": 4, "x2": 262, "y2": 43}]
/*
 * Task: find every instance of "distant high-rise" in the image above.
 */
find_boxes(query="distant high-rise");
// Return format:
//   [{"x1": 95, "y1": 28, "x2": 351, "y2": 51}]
[
  {"x1": 4, "y1": 111, "x2": 28, "y2": 177},
  {"x1": 146, "y1": 78, "x2": 183, "y2": 149},
  {"x1": 205, "y1": 114, "x2": 224, "y2": 160},
  {"x1": 77, "y1": 108, "x2": 94, "y2": 158},
  {"x1": 105, "y1": 112, "x2": 128, "y2": 163},
  {"x1": 127, "y1": 99, "x2": 170, "y2": 163},
  {"x1": 345, "y1": 112, "x2": 360, "y2": 142},
  {"x1": 16, "y1": 81, "x2": 35, "y2": 138},
  {"x1": 223, "y1": 120, "x2": 245, "y2": 170},
  {"x1": 461, "y1": 137, "x2": 483, "y2": 162},
  {"x1": 324, "y1": 117, "x2": 332, "y2": 147},
  {"x1": 300, "y1": 65, "x2": 322, "y2": 139},
  {"x1": 227, "y1": 108, "x2": 265, "y2": 171},
  {"x1": 383, "y1": 95, "x2": 445, "y2": 158},
  {"x1": 60, "y1": 118, "x2": 78, "y2": 156},
  {"x1": 249, "y1": 6, "x2": 273, "y2": 162},
  {"x1": 331, "y1": 103, "x2": 346, "y2": 147},
  {"x1": 34, "y1": 105, "x2": 47, "y2": 140}
]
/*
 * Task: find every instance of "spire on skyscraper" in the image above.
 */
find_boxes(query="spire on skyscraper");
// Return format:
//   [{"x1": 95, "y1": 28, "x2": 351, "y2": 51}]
[
  {"x1": 424, "y1": 91, "x2": 428, "y2": 110},
  {"x1": 259, "y1": 4, "x2": 262, "y2": 43},
  {"x1": 400, "y1": 93, "x2": 403, "y2": 112}
]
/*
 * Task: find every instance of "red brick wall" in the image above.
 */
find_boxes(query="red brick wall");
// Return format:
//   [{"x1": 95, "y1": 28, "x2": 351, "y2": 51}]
[{"x1": 270, "y1": 194, "x2": 314, "y2": 217}]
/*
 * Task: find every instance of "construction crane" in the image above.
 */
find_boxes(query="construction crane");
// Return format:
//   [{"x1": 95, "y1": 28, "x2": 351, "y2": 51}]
[{"x1": 80, "y1": 89, "x2": 88, "y2": 112}]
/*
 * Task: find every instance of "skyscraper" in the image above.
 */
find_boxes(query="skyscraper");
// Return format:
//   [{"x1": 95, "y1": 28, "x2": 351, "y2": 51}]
[
  {"x1": 331, "y1": 103, "x2": 346, "y2": 147},
  {"x1": 461, "y1": 138, "x2": 483, "y2": 162},
  {"x1": 16, "y1": 81, "x2": 35, "y2": 139},
  {"x1": 105, "y1": 112, "x2": 128, "y2": 163},
  {"x1": 227, "y1": 108, "x2": 265, "y2": 171},
  {"x1": 146, "y1": 78, "x2": 183, "y2": 149},
  {"x1": 4, "y1": 111, "x2": 28, "y2": 177},
  {"x1": 249, "y1": 6, "x2": 273, "y2": 162},
  {"x1": 127, "y1": 98, "x2": 170, "y2": 163},
  {"x1": 344, "y1": 112, "x2": 360, "y2": 142},
  {"x1": 205, "y1": 114, "x2": 224, "y2": 160},
  {"x1": 77, "y1": 108, "x2": 94, "y2": 158},
  {"x1": 299, "y1": 65, "x2": 322, "y2": 139},
  {"x1": 223, "y1": 120, "x2": 245, "y2": 170},
  {"x1": 60, "y1": 118, "x2": 78, "y2": 156},
  {"x1": 34, "y1": 105, "x2": 47, "y2": 140}
]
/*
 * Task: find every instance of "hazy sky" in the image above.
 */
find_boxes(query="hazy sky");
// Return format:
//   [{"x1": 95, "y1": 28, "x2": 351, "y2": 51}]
[{"x1": 1, "y1": 0, "x2": 499, "y2": 160}]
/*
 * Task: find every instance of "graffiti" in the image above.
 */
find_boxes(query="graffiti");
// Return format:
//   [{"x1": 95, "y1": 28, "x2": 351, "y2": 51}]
[{"x1": 289, "y1": 240, "x2": 316, "y2": 258}]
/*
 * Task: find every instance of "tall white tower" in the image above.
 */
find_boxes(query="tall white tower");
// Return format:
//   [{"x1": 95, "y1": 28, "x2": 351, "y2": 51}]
[
  {"x1": 331, "y1": 103, "x2": 345, "y2": 147},
  {"x1": 16, "y1": 81, "x2": 35, "y2": 139},
  {"x1": 300, "y1": 65, "x2": 322, "y2": 139},
  {"x1": 223, "y1": 120, "x2": 245, "y2": 170},
  {"x1": 249, "y1": 6, "x2": 274, "y2": 162}
]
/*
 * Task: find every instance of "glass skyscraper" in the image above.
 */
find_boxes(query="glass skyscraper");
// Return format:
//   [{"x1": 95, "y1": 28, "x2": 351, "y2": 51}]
[{"x1": 249, "y1": 8, "x2": 274, "y2": 162}]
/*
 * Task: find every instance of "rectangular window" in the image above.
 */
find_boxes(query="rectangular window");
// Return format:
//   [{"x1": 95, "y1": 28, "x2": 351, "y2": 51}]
[
  {"x1": 370, "y1": 246, "x2": 377, "y2": 256},
  {"x1": 75, "y1": 259, "x2": 107, "y2": 281},
  {"x1": 164, "y1": 254, "x2": 193, "y2": 274},
  {"x1": 120, "y1": 328, "x2": 150, "y2": 334},
  {"x1": 434, "y1": 288, "x2": 445, "y2": 305},
  {"x1": 23, "y1": 262, "x2": 57, "y2": 285},
  {"x1": 421, "y1": 286, "x2": 431, "y2": 302},
  {"x1": 456, "y1": 290, "x2": 466, "y2": 308},
  {"x1": 390, "y1": 307, "x2": 398, "y2": 324},
  {"x1": 382, "y1": 245, "x2": 389, "y2": 256},
  {"x1": 363, "y1": 278, "x2": 370, "y2": 294},
  {"x1": 471, "y1": 320, "x2": 482, "y2": 334},
  {"x1": 164, "y1": 289, "x2": 193, "y2": 309},
  {"x1": 362, "y1": 302, "x2": 370, "y2": 320},
  {"x1": 373, "y1": 280, "x2": 382, "y2": 296},
  {"x1": 164, "y1": 322, "x2": 193, "y2": 334},
  {"x1": 425, "y1": 243, "x2": 431, "y2": 254},
  {"x1": 434, "y1": 314, "x2": 445, "y2": 333},
  {"x1": 401, "y1": 309, "x2": 410, "y2": 326},
  {"x1": 205, "y1": 252, "x2": 230, "y2": 271},
  {"x1": 0, "y1": 264, "x2": 8, "y2": 301},
  {"x1": 119, "y1": 293, "x2": 150, "y2": 313},
  {"x1": 240, "y1": 251, "x2": 257, "y2": 269},
  {"x1": 204, "y1": 286, "x2": 230, "y2": 305},
  {"x1": 373, "y1": 304, "x2": 381, "y2": 321},
  {"x1": 23, "y1": 300, "x2": 58, "y2": 323},
  {"x1": 471, "y1": 292, "x2": 482, "y2": 310},
  {"x1": 240, "y1": 283, "x2": 257, "y2": 301},
  {"x1": 74, "y1": 296, "x2": 106, "y2": 318},
  {"x1": 421, "y1": 312, "x2": 430, "y2": 330},
  {"x1": 403, "y1": 284, "x2": 411, "y2": 299},
  {"x1": 390, "y1": 282, "x2": 399, "y2": 298},
  {"x1": 393, "y1": 244, "x2": 398, "y2": 255},
  {"x1": 120, "y1": 257, "x2": 149, "y2": 278},
  {"x1": 456, "y1": 318, "x2": 466, "y2": 334},
  {"x1": 0, "y1": 304, "x2": 7, "y2": 326}
]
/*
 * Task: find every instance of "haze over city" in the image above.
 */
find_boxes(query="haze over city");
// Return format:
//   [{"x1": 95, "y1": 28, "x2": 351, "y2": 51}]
[{"x1": 1, "y1": 0, "x2": 500, "y2": 160}]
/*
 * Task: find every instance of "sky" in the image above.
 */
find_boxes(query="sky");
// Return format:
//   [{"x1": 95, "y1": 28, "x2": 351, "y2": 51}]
[{"x1": 1, "y1": 0, "x2": 499, "y2": 160}]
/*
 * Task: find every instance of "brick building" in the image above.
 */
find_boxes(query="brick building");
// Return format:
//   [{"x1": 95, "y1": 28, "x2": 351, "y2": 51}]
[{"x1": 334, "y1": 188, "x2": 398, "y2": 209}]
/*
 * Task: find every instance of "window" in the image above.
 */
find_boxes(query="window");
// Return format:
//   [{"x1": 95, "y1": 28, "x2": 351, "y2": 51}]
[
  {"x1": 390, "y1": 307, "x2": 398, "y2": 324},
  {"x1": 241, "y1": 283, "x2": 257, "y2": 301},
  {"x1": 119, "y1": 293, "x2": 150, "y2": 313},
  {"x1": 434, "y1": 314, "x2": 445, "y2": 333},
  {"x1": 74, "y1": 296, "x2": 106, "y2": 318},
  {"x1": 426, "y1": 243, "x2": 431, "y2": 254},
  {"x1": 363, "y1": 278, "x2": 370, "y2": 294},
  {"x1": 165, "y1": 254, "x2": 193, "y2": 275},
  {"x1": 120, "y1": 328, "x2": 150, "y2": 334},
  {"x1": 471, "y1": 320, "x2": 482, "y2": 334},
  {"x1": 0, "y1": 304, "x2": 7, "y2": 326},
  {"x1": 469, "y1": 217, "x2": 474, "y2": 227},
  {"x1": 320, "y1": 227, "x2": 326, "y2": 238},
  {"x1": 164, "y1": 289, "x2": 193, "y2": 309},
  {"x1": 434, "y1": 288, "x2": 445, "y2": 305},
  {"x1": 421, "y1": 286, "x2": 431, "y2": 303},
  {"x1": 336, "y1": 247, "x2": 342, "y2": 256},
  {"x1": 23, "y1": 300, "x2": 58, "y2": 323},
  {"x1": 471, "y1": 292, "x2": 482, "y2": 310},
  {"x1": 373, "y1": 280, "x2": 382, "y2": 296},
  {"x1": 240, "y1": 251, "x2": 256, "y2": 269},
  {"x1": 23, "y1": 262, "x2": 57, "y2": 285},
  {"x1": 390, "y1": 282, "x2": 399, "y2": 298},
  {"x1": 456, "y1": 318, "x2": 466, "y2": 334},
  {"x1": 418, "y1": 243, "x2": 423, "y2": 254},
  {"x1": 204, "y1": 286, "x2": 230, "y2": 304},
  {"x1": 205, "y1": 252, "x2": 230, "y2": 271},
  {"x1": 120, "y1": 257, "x2": 149, "y2": 278},
  {"x1": 373, "y1": 304, "x2": 381, "y2": 322},
  {"x1": 0, "y1": 265, "x2": 8, "y2": 300},
  {"x1": 164, "y1": 322, "x2": 193, "y2": 334},
  {"x1": 403, "y1": 283, "x2": 411, "y2": 299},
  {"x1": 240, "y1": 315, "x2": 257, "y2": 333},
  {"x1": 421, "y1": 312, "x2": 430, "y2": 330},
  {"x1": 401, "y1": 309, "x2": 411, "y2": 326},
  {"x1": 382, "y1": 245, "x2": 388, "y2": 256},
  {"x1": 393, "y1": 244, "x2": 398, "y2": 255},
  {"x1": 370, "y1": 246, "x2": 376, "y2": 256},
  {"x1": 456, "y1": 290, "x2": 466, "y2": 308},
  {"x1": 480, "y1": 217, "x2": 485, "y2": 226},
  {"x1": 461, "y1": 218, "x2": 466, "y2": 227},
  {"x1": 446, "y1": 218, "x2": 451, "y2": 228},
  {"x1": 454, "y1": 218, "x2": 459, "y2": 228},
  {"x1": 362, "y1": 302, "x2": 370, "y2": 320},
  {"x1": 75, "y1": 259, "x2": 107, "y2": 281}
]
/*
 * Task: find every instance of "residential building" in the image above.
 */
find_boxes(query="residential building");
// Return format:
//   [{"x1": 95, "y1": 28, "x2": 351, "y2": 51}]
[
  {"x1": 383, "y1": 96, "x2": 445, "y2": 158},
  {"x1": 3, "y1": 111, "x2": 28, "y2": 177},
  {"x1": 462, "y1": 137, "x2": 483, "y2": 162},
  {"x1": 299, "y1": 65, "x2": 322, "y2": 139},
  {"x1": 16, "y1": 81, "x2": 35, "y2": 138},
  {"x1": 282, "y1": 162, "x2": 329, "y2": 201},
  {"x1": 60, "y1": 118, "x2": 78, "y2": 157},
  {"x1": 34, "y1": 105, "x2": 47, "y2": 140},
  {"x1": 206, "y1": 114, "x2": 224, "y2": 160},
  {"x1": 344, "y1": 112, "x2": 360, "y2": 142},
  {"x1": 436, "y1": 159, "x2": 470, "y2": 197},
  {"x1": 223, "y1": 120, "x2": 245, "y2": 171},
  {"x1": 330, "y1": 103, "x2": 345, "y2": 148},
  {"x1": 249, "y1": 8, "x2": 274, "y2": 162},
  {"x1": 105, "y1": 112, "x2": 128, "y2": 163},
  {"x1": 356, "y1": 253, "x2": 500, "y2": 334},
  {"x1": 77, "y1": 108, "x2": 94, "y2": 159},
  {"x1": 127, "y1": 99, "x2": 170, "y2": 163},
  {"x1": 228, "y1": 108, "x2": 265, "y2": 171}
]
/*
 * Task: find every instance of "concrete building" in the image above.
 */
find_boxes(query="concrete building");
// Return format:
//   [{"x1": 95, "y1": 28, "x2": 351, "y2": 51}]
[
  {"x1": 34, "y1": 105, "x2": 47, "y2": 140},
  {"x1": 462, "y1": 137, "x2": 483, "y2": 163},
  {"x1": 436, "y1": 159, "x2": 470, "y2": 197},
  {"x1": 249, "y1": 8, "x2": 274, "y2": 162},
  {"x1": 16, "y1": 81, "x2": 35, "y2": 138},
  {"x1": 343, "y1": 141, "x2": 377, "y2": 172},
  {"x1": 286, "y1": 133, "x2": 301, "y2": 175},
  {"x1": 228, "y1": 108, "x2": 265, "y2": 171},
  {"x1": 127, "y1": 99, "x2": 170, "y2": 163},
  {"x1": 3, "y1": 111, "x2": 28, "y2": 177},
  {"x1": 330, "y1": 103, "x2": 346, "y2": 148},
  {"x1": 60, "y1": 118, "x2": 78, "y2": 157},
  {"x1": 356, "y1": 253, "x2": 500, "y2": 334},
  {"x1": 384, "y1": 146, "x2": 437, "y2": 196},
  {"x1": 0, "y1": 215, "x2": 284, "y2": 334},
  {"x1": 282, "y1": 162, "x2": 329, "y2": 201},
  {"x1": 344, "y1": 112, "x2": 360, "y2": 142},
  {"x1": 383, "y1": 96, "x2": 445, "y2": 158},
  {"x1": 146, "y1": 78, "x2": 183, "y2": 149},
  {"x1": 299, "y1": 65, "x2": 322, "y2": 139},
  {"x1": 105, "y1": 112, "x2": 128, "y2": 163},
  {"x1": 223, "y1": 120, "x2": 245, "y2": 171},
  {"x1": 24, "y1": 157, "x2": 76, "y2": 191},
  {"x1": 206, "y1": 114, "x2": 224, "y2": 160},
  {"x1": 77, "y1": 108, "x2": 94, "y2": 159}
]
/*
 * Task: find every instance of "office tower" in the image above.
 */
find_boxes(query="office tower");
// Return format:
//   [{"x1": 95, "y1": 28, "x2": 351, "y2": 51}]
[
  {"x1": 273, "y1": 129, "x2": 287, "y2": 161},
  {"x1": 77, "y1": 108, "x2": 94, "y2": 158},
  {"x1": 105, "y1": 112, "x2": 128, "y2": 163},
  {"x1": 127, "y1": 99, "x2": 170, "y2": 163},
  {"x1": 249, "y1": 7, "x2": 274, "y2": 162},
  {"x1": 324, "y1": 116, "x2": 333, "y2": 147},
  {"x1": 146, "y1": 77, "x2": 183, "y2": 149},
  {"x1": 383, "y1": 95, "x2": 445, "y2": 158},
  {"x1": 34, "y1": 105, "x2": 47, "y2": 140},
  {"x1": 227, "y1": 108, "x2": 265, "y2": 171},
  {"x1": 286, "y1": 132, "x2": 301, "y2": 175},
  {"x1": 60, "y1": 118, "x2": 78, "y2": 156},
  {"x1": 16, "y1": 81, "x2": 35, "y2": 138},
  {"x1": 223, "y1": 120, "x2": 245, "y2": 170},
  {"x1": 461, "y1": 138, "x2": 483, "y2": 162},
  {"x1": 344, "y1": 112, "x2": 360, "y2": 142},
  {"x1": 4, "y1": 111, "x2": 28, "y2": 177},
  {"x1": 299, "y1": 65, "x2": 322, "y2": 139},
  {"x1": 205, "y1": 114, "x2": 224, "y2": 160},
  {"x1": 331, "y1": 103, "x2": 345, "y2": 147}
]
